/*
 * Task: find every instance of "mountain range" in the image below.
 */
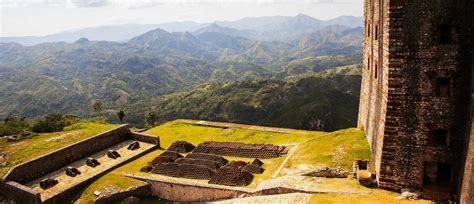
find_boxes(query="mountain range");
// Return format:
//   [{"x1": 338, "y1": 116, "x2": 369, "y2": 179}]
[
  {"x1": 0, "y1": 15, "x2": 362, "y2": 46},
  {"x1": 0, "y1": 14, "x2": 363, "y2": 129}
]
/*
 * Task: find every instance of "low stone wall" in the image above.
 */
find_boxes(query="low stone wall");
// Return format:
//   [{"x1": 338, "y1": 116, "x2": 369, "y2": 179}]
[
  {"x1": 94, "y1": 183, "x2": 151, "y2": 204},
  {"x1": 129, "y1": 175, "x2": 314, "y2": 202},
  {"x1": 0, "y1": 181, "x2": 41, "y2": 204},
  {"x1": 147, "y1": 180, "x2": 249, "y2": 202},
  {"x1": 131, "y1": 132, "x2": 160, "y2": 146},
  {"x1": 3, "y1": 125, "x2": 130, "y2": 184}
]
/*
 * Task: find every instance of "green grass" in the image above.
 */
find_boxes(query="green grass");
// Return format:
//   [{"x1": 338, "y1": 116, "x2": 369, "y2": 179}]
[
  {"x1": 139, "y1": 120, "x2": 372, "y2": 184},
  {"x1": 144, "y1": 121, "x2": 370, "y2": 172},
  {"x1": 0, "y1": 121, "x2": 119, "y2": 178},
  {"x1": 289, "y1": 128, "x2": 372, "y2": 171},
  {"x1": 74, "y1": 173, "x2": 146, "y2": 204},
  {"x1": 144, "y1": 120, "x2": 324, "y2": 148},
  {"x1": 309, "y1": 188, "x2": 433, "y2": 204}
]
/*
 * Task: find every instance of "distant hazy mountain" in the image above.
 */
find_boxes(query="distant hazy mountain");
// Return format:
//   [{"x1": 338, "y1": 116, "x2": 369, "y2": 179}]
[
  {"x1": 0, "y1": 24, "x2": 160, "y2": 46},
  {"x1": 214, "y1": 14, "x2": 362, "y2": 42},
  {"x1": 0, "y1": 14, "x2": 362, "y2": 46},
  {"x1": 0, "y1": 17, "x2": 362, "y2": 126},
  {"x1": 193, "y1": 24, "x2": 253, "y2": 38},
  {"x1": 322, "y1": 16, "x2": 364, "y2": 28}
]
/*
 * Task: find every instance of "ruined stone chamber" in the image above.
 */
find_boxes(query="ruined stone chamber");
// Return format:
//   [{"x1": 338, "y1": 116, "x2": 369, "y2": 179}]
[
  {"x1": 0, "y1": 125, "x2": 160, "y2": 203},
  {"x1": 358, "y1": 0, "x2": 473, "y2": 201}
]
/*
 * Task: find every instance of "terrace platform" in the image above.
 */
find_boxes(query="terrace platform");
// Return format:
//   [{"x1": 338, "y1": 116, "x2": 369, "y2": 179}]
[{"x1": 27, "y1": 140, "x2": 155, "y2": 201}]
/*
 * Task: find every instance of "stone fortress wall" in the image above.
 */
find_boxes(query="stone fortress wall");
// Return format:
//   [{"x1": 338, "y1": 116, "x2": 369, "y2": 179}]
[
  {"x1": 461, "y1": 27, "x2": 474, "y2": 204},
  {"x1": 359, "y1": 0, "x2": 473, "y2": 201},
  {"x1": 3, "y1": 125, "x2": 130, "y2": 184},
  {"x1": 0, "y1": 125, "x2": 160, "y2": 203}
]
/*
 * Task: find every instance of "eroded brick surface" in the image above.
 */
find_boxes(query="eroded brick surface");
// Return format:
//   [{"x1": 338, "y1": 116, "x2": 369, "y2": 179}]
[{"x1": 359, "y1": 0, "x2": 473, "y2": 200}]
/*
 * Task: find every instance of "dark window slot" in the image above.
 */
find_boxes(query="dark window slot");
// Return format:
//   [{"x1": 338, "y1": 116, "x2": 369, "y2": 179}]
[{"x1": 435, "y1": 77, "x2": 451, "y2": 97}]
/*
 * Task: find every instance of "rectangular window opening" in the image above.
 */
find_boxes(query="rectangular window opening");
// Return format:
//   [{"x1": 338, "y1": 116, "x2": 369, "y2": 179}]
[
  {"x1": 428, "y1": 128, "x2": 449, "y2": 146},
  {"x1": 375, "y1": 25, "x2": 378, "y2": 40},
  {"x1": 437, "y1": 163, "x2": 453, "y2": 186},
  {"x1": 434, "y1": 129, "x2": 448, "y2": 146},
  {"x1": 439, "y1": 25, "x2": 453, "y2": 44},
  {"x1": 374, "y1": 64, "x2": 378, "y2": 79},
  {"x1": 367, "y1": 56, "x2": 371, "y2": 70},
  {"x1": 423, "y1": 162, "x2": 453, "y2": 187},
  {"x1": 435, "y1": 77, "x2": 451, "y2": 97},
  {"x1": 367, "y1": 23, "x2": 371, "y2": 38},
  {"x1": 357, "y1": 160, "x2": 368, "y2": 170}
]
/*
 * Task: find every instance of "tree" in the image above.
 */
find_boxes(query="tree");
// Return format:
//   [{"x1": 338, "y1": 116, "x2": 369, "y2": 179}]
[
  {"x1": 144, "y1": 110, "x2": 159, "y2": 128},
  {"x1": 93, "y1": 100, "x2": 102, "y2": 113},
  {"x1": 117, "y1": 108, "x2": 126, "y2": 123},
  {"x1": 31, "y1": 113, "x2": 79, "y2": 133}
]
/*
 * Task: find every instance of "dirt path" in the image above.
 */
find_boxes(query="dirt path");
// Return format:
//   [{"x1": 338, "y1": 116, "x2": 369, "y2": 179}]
[
  {"x1": 272, "y1": 143, "x2": 299, "y2": 179},
  {"x1": 210, "y1": 193, "x2": 313, "y2": 204},
  {"x1": 189, "y1": 120, "x2": 312, "y2": 135}
]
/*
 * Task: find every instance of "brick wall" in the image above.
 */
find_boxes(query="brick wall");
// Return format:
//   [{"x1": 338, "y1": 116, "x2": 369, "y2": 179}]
[
  {"x1": 461, "y1": 4, "x2": 474, "y2": 200},
  {"x1": 359, "y1": 0, "x2": 473, "y2": 197},
  {"x1": 131, "y1": 132, "x2": 160, "y2": 146},
  {"x1": 358, "y1": 0, "x2": 390, "y2": 184}
]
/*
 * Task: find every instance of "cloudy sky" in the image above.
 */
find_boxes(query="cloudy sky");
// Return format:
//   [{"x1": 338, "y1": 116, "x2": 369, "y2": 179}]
[{"x1": 0, "y1": 0, "x2": 363, "y2": 37}]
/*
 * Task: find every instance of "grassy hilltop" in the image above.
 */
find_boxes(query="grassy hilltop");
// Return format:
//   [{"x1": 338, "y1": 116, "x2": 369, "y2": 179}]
[{"x1": 0, "y1": 120, "x2": 431, "y2": 203}]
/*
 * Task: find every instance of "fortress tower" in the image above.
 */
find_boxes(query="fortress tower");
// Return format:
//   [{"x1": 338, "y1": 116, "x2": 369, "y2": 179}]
[{"x1": 358, "y1": 0, "x2": 473, "y2": 201}]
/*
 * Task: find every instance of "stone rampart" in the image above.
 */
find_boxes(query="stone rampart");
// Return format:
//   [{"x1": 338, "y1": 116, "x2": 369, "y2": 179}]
[
  {"x1": 3, "y1": 125, "x2": 130, "y2": 184},
  {"x1": 0, "y1": 181, "x2": 41, "y2": 204}
]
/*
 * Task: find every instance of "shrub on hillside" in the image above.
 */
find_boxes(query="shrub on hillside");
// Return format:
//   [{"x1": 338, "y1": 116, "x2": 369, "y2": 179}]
[
  {"x1": 31, "y1": 114, "x2": 79, "y2": 133},
  {"x1": 0, "y1": 116, "x2": 30, "y2": 136}
]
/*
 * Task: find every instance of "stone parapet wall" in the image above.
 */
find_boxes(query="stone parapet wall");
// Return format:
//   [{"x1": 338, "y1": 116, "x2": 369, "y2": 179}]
[
  {"x1": 137, "y1": 176, "x2": 313, "y2": 202},
  {"x1": 131, "y1": 132, "x2": 160, "y2": 146},
  {"x1": 3, "y1": 125, "x2": 130, "y2": 184},
  {"x1": 0, "y1": 181, "x2": 41, "y2": 204},
  {"x1": 148, "y1": 180, "x2": 246, "y2": 202},
  {"x1": 94, "y1": 183, "x2": 151, "y2": 204}
]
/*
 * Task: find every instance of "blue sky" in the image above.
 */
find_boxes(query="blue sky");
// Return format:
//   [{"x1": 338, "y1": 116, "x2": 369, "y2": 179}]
[{"x1": 0, "y1": 0, "x2": 363, "y2": 37}]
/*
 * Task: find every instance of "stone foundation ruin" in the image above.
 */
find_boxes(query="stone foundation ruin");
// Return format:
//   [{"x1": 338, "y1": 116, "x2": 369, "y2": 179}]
[{"x1": 303, "y1": 167, "x2": 349, "y2": 178}]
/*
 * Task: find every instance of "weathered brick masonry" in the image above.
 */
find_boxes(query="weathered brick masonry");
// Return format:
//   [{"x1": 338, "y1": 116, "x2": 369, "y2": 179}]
[{"x1": 358, "y1": 0, "x2": 473, "y2": 200}]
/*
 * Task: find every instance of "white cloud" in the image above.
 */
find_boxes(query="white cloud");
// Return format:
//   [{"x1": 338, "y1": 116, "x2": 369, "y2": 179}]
[
  {"x1": 0, "y1": 0, "x2": 363, "y2": 9},
  {"x1": 71, "y1": 0, "x2": 109, "y2": 7}
]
